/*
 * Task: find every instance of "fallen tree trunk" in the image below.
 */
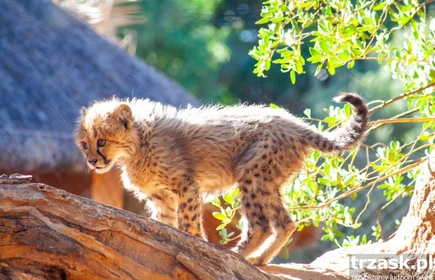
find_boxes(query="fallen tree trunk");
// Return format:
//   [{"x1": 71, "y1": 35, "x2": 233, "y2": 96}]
[
  {"x1": 0, "y1": 183, "x2": 348, "y2": 280},
  {"x1": 1, "y1": 151, "x2": 434, "y2": 279},
  {"x1": 0, "y1": 183, "x2": 269, "y2": 280}
]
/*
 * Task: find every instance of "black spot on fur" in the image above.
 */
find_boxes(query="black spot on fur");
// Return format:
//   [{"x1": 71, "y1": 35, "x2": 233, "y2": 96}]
[
  {"x1": 254, "y1": 203, "x2": 263, "y2": 212},
  {"x1": 355, "y1": 116, "x2": 365, "y2": 124},
  {"x1": 259, "y1": 189, "x2": 271, "y2": 196},
  {"x1": 353, "y1": 126, "x2": 362, "y2": 134}
]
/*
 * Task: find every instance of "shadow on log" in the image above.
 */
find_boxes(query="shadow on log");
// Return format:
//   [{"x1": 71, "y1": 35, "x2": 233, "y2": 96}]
[{"x1": 1, "y1": 151, "x2": 434, "y2": 279}]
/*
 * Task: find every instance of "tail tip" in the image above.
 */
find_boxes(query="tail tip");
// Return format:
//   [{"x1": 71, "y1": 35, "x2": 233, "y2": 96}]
[{"x1": 333, "y1": 92, "x2": 364, "y2": 107}]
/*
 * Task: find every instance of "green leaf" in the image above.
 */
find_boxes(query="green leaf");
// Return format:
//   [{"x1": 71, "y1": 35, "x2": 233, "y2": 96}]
[
  {"x1": 373, "y1": 2, "x2": 387, "y2": 11},
  {"x1": 255, "y1": 17, "x2": 270, "y2": 25},
  {"x1": 216, "y1": 223, "x2": 226, "y2": 231},
  {"x1": 225, "y1": 206, "x2": 233, "y2": 217},
  {"x1": 212, "y1": 212, "x2": 227, "y2": 221},
  {"x1": 319, "y1": 40, "x2": 329, "y2": 53},
  {"x1": 344, "y1": 104, "x2": 352, "y2": 117},
  {"x1": 327, "y1": 59, "x2": 336, "y2": 75},
  {"x1": 318, "y1": 178, "x2": 330, "y2": 185},
  {"x1": 353, "y1": 223, "x2": 362, "y2": 229},
  {"x1": 219, "y1": 239, "x2": 228, "y2": 245},
  {"x1": 309, "y1": 47, "x2": 320, "y2": 56},
  {"x1": 338, "y1": 52, "x2": 350, "y2": 61},
  {"x1": 223, "y1": 192, "x2": 234, "y2": 205},
  {"x1": 290, "y1": 70, "x2": 296, "y2": 84},
  {"x1": 219, "y1": 228, "x2": 227, "y2": 237},
  {"x1": 343, "y1": 174, "x2": 355, "y2": 186},
  {"x1": 403, "y1": 82, "x2": 416, "y2": 92},
  {"x1": 308, "y1": 55, "x2": 323, "y2": 63}
]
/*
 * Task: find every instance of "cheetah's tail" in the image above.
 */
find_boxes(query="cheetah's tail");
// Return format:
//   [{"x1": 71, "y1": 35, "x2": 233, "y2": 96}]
[{"x1": 306, "y1": 92, "x2": 369, "y2": 152}]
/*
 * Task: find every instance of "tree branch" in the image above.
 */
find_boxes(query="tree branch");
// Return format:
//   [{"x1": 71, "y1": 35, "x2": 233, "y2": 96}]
[{"x1": 369, "y1": 82, "x2": 435, "y2": 114}]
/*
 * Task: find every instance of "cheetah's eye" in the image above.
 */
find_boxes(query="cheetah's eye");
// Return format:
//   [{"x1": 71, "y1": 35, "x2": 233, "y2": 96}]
[
  {"x1": 97, "y1": 139, "x2": 107, "y2": 147},
  {"x1": 81, "y1": 142, "x2": 88, "y2": 150}
]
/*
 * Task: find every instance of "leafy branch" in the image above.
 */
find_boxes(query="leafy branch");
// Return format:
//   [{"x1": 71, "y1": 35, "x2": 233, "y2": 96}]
[{"x1": 213, "y1": 0, "x2": 435, "y2": 249}]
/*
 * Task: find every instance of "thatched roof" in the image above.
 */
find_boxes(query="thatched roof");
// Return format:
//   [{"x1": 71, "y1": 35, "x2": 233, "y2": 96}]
[{"x1": 0, "y1": 0, "x2": 196, "y2": 172}]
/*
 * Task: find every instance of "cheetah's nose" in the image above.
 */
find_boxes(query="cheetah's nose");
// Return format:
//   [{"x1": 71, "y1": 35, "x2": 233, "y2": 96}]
[{"x1": 88, "y1": 159, "x2": 98, "y2": 165}]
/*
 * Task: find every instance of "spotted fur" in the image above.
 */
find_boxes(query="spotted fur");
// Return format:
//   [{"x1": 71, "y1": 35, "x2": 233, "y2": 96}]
[{"x1": 75, "y1": 93, "x2": 368, "y2": 265}]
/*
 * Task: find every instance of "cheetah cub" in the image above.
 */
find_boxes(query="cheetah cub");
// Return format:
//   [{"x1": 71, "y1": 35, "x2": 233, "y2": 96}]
[{"x1": 75, "y1": 93, "x2": 368, "y2": 265}]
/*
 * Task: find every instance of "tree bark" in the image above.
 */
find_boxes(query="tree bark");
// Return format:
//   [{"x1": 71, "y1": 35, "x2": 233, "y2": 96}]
[
  {"x1": 0, "y1": 183, "x2": 268, "y2": 280},
  {"x1": 1, "y1": 151, "x2": 434, "y2": 279}
]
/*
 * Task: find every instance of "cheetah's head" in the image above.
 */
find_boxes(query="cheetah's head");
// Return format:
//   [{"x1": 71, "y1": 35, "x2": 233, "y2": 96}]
[{"x1": 75, "y1": 100, "x2": 135, "y2": 174}]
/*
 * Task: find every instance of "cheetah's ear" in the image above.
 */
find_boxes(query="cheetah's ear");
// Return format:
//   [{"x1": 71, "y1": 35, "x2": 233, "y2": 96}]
[
  {"x1": 80, "y1": 107, "x2": 87, "y2": 117},
  {"x1": 113, "y1": 103, "x2": 133, "y2": 130}
]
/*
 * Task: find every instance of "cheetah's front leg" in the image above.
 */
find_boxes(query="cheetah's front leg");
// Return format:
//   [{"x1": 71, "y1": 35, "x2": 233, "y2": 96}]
[
  {"x1": 177, "y1": 181, "x2": 207, "y2": 240},
  {"x1": 148, "y1": 190, "x2": 178, "y2": 228}
]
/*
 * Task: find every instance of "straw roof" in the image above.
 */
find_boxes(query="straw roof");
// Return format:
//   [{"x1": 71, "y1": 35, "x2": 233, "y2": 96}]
[{"x1": 0, "y1": 0, "x2": 197, "y2": 172}]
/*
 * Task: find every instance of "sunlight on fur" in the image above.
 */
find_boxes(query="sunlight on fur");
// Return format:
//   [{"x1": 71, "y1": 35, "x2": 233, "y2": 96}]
[{"x1": 75, "y1": 93, "x2": 368, "y2": 265}]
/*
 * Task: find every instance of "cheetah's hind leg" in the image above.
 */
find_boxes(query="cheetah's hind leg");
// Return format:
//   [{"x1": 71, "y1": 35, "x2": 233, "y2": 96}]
[
  {"x1": 233, "y1": 175, "x2": 275, "y2": 260},
  {"x1": 246, "y1": 197, "x2": 296, "y2": 265},
  {"x1": 177, "y1": 180, "x2": 207, "y2": 240},
  {"x1": 233, "y1": 174, "x2": 296, "y2": 265}
]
